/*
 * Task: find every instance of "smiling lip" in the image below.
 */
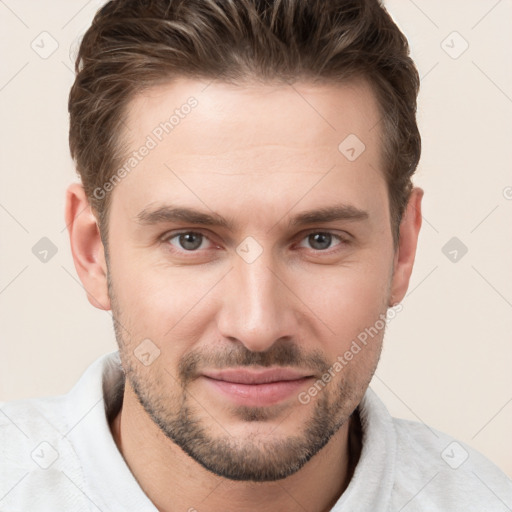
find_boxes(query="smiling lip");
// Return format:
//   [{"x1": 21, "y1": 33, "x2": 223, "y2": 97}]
[{"x1": 201, "y1": 368, "x2": 314, "y2": 407}]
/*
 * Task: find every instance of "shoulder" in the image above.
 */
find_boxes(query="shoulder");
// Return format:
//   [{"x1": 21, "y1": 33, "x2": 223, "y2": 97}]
[
  {"x1": 389, "y1": 416, "x2": 512, "y2": 511},
  {"x1": 0, "y1": 351, "x2": 120, "y2": 511},
  {"x1": 0, "y1": 394, "x2": 90, "y2": 511}
]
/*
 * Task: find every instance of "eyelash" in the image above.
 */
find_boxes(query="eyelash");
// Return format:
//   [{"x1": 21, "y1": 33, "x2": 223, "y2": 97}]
[{"x1": 160, "y1": 229, "x2": 351, "y2": 257}]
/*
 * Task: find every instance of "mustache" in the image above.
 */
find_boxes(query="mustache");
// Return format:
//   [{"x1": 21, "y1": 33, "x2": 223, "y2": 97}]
[{"x1": 178, "y1": 342, "x2": 330, "y2": 383}]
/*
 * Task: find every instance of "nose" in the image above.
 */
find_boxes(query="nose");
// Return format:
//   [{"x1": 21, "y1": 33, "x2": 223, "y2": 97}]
[{"x1": 216, "y1": 249, "x2": 297, "y2": 353}]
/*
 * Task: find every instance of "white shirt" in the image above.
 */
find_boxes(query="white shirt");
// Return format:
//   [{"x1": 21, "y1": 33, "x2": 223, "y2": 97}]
[{"x1": 1, "y1": 350, "x2": 511, "y2": 511}]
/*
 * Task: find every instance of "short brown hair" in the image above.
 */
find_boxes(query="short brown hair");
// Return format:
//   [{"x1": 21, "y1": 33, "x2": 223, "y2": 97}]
[{"x1": 68, "y1": 0, "x2": 421, "y2": 251}]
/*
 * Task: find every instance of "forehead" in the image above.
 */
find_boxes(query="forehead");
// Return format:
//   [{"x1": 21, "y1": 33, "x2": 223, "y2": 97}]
[
  {"x1": 110, "y1": 77, "x2": 387, "y2": 228},
  {"x1": 123, "y1": 77, "x2": 382, "y2": 157}
]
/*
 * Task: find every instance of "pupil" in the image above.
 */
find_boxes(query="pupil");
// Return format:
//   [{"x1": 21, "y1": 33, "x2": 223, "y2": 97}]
[
  {"x1": 180, "y1": 233, "x2": 201, "y2": 250},
  {"x1": 310, "y1": 233, "x2": 331, "y2": 250}
]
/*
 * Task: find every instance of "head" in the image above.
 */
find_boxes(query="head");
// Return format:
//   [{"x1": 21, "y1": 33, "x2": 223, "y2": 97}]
[{"x1": 66, "y1": 0, "x2": 423, "y2": 482}]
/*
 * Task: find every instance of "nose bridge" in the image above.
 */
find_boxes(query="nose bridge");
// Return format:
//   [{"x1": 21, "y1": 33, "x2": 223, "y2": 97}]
[{"x1": 217, "y1": 243, "x2": 295, "y2": 352}]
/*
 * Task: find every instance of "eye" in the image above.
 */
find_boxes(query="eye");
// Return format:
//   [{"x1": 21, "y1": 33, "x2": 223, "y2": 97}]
[
  {"x1": 163, "y1": 231, "x2": 213, "y2": 252},
  {"x1": 161, "y1": 230, "x2": 349, "y2": 256},
  {"x1": 296, "y1": 231, "x2": 347, "y2": 252}
]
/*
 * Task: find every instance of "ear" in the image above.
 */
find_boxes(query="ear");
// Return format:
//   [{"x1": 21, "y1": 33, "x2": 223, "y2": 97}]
[
  {"x1": 389, "y1": 187, "x2": 424, "y2": 305},
  {"x1": 64, "y1": 182, "x2": 111, "y2": 311}
]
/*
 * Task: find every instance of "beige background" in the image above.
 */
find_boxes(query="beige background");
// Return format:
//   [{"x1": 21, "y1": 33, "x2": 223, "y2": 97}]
[{"x1": 1, "y1": 0, "x2": 511, "y2": 479}]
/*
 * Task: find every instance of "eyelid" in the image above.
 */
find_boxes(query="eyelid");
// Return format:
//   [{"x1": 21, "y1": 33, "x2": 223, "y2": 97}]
[
  {"x1": 297, "y1": 228, "x2": 352, "y2": 242},
  {"x1": 160, "y1": 229, "x2": 219, "y2": 250},
  {"x1": 161, "y1": 228, "x2": 352, "y2": 255},
  {"x1": 294, "y1": 229, "x2": 350, "y2": 252}
]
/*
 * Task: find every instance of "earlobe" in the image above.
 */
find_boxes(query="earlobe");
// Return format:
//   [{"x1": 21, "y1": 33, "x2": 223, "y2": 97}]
[
  {"x1": 65, "y1": 182, "x2": 111, "y2": 311},
  {"x1": 389, "y1": 187, "x2": 424, "y2": 305}
]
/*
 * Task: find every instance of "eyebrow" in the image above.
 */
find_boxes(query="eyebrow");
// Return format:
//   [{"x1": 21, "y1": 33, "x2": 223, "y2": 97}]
[{"x1": 135, "y1": 204, "x2": 369, "y2": 231}]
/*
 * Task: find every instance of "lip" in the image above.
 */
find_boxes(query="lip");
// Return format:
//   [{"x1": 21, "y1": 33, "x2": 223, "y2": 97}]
[
  {"x1": 201, "y1": 368, "x2": 314, "y2": 407},
  {"x1": 202, "y1": 368, "x2": 312, "y2": 384}
]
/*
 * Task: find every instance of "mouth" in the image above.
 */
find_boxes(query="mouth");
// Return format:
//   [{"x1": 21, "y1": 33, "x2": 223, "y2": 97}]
[{"x1": 200, "y1": 368, "x2": 315, "y2": 407}]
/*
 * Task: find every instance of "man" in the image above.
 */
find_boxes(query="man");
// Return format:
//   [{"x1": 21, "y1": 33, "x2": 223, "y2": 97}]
[{"x1": 1, "y1": 0, "x2": 511, "y2": 510}]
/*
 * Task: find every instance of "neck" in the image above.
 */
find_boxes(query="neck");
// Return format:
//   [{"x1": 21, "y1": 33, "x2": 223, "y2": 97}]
[{"x1": 110, "y1": 382, "x2": 361, "y2": 512}]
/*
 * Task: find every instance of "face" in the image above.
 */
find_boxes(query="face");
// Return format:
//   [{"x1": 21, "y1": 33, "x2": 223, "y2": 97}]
[{"x1": 104, "y1": 77, "x2": 398, "y2": 481}]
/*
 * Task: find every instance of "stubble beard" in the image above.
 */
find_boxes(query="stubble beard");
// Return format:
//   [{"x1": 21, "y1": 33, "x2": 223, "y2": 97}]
[{"x1": 108, "y1": 273, "x2": 380, "y2": 482}]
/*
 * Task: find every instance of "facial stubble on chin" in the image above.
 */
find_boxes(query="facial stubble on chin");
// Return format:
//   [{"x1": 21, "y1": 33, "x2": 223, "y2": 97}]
[
  {"x1": 128, "y1": 366, "x2": 360, "y2": 482},
  {"x1": 115, "y1": 336, "x2": 365, "y2": 481},
  {"x1": 107, "y1": 273, "x2": 377, "y2": 482}
]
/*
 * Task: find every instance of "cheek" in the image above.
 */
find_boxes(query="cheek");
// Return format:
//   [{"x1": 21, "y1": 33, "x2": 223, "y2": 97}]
[
  {"x1": 289, "y1": 256, "x2": 392, "y2": 360},
  {"x1": 299, "y1": 255, "x2": 391, "y2": 317},
  {"x1": 109, "y1": 254, "x2": 218, "y2": 346}
]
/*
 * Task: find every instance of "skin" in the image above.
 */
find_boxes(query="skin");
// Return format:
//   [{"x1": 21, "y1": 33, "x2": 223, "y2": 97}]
[{"x1": 65, "y1": 77, "x2": 423, "y2": 512}]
